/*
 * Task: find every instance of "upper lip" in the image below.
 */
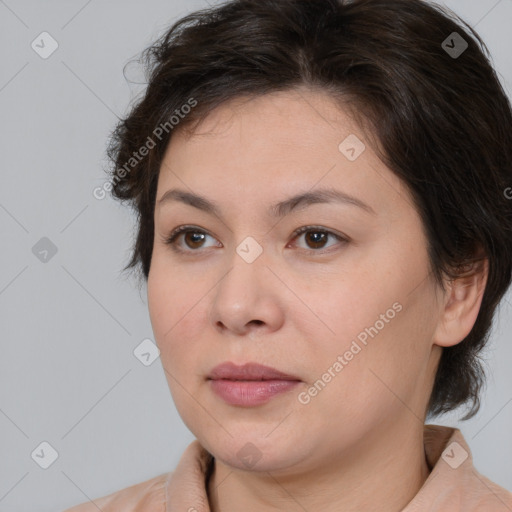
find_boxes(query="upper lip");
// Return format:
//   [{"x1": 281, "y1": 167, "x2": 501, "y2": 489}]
[{"x1": 208, "y1": 362, "x2": 301, "y2": 381}]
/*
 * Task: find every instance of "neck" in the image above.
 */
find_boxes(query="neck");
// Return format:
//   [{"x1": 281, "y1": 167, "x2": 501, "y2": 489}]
[{"x1": 207, "y1": 420, "x2": 431, "y2": 512}]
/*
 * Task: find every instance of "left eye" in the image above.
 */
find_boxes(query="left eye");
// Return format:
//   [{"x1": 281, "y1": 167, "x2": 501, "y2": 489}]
[
  {"x1": 289, "y1": 226, "x2": 347, "y2": 251},
  {"x1": 164, "y1": 225, "x2": 347, "y2": 253}
]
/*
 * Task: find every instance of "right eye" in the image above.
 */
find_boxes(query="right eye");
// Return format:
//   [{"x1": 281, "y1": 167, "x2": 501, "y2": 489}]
[{"x1": 164, "y1": 225, "x2": 222, "y2": 253}]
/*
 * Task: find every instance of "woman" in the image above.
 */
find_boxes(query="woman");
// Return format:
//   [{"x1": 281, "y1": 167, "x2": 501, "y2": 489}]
[{"x1": 64, "y1": 0, "x2": 512, "y2": 510}]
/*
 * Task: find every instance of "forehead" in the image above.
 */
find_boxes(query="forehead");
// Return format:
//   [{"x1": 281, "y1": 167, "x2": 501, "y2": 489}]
[
  {"x1": 157, "y1": 88, "x2": 410, "y2": 220},
  {"x1": 174, "y1": 88, "x2": 360, "y2": 149}
]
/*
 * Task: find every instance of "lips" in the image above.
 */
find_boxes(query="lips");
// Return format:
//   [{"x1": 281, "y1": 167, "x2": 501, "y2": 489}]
[
  {"x1": 208, "y1": 362, "x2": 300, "y2": 381},
  {"x1": 207, "y1": 362, "x2": 302, "y2": 407}
]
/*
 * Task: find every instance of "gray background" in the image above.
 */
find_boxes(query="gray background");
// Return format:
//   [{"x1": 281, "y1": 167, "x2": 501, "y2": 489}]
[{"x1": 0, "y1": 1, "x2": 511, "y2": 511}]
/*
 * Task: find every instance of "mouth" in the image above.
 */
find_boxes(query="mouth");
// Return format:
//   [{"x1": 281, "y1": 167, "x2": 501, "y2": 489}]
[
  {"x1": 208, "y1": 361, "x2": 301, "y2": 381},
  {"x1": 207, "y1": 362, "x2": 302, "y2": 407}
]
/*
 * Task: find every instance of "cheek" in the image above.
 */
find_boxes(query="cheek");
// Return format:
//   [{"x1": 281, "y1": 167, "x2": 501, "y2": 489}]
[
  {"x1": 147, "y1": 262, "x2": 209, "y2": 372},
  {"x1": 147, "y1": 271, "x2": 209, "y2": 427},
  {"x1": 307, "y1": 269, "x2": 399, "y2": 354},
  {"x1": 305, "y1": 259, "x2": 435, "y2": 397},
  {"x1": 147, "y1": 273, "x2": 219, "y2": 437},
  {"x1": 297, "y1": 315, "x2": 418, "y2": 441},
  {"x1": 320, "y1": 296, "x2": 437, "y2": 429}
]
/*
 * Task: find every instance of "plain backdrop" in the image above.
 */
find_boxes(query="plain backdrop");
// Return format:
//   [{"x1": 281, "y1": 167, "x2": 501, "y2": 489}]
[{"x1": 0, "y1": 1, "x2": 511, "y2": 510}]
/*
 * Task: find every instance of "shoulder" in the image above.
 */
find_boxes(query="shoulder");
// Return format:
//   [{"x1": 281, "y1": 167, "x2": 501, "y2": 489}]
[
  {"x1": 62, "y1": 471, "x2": 172, "y2": 512},
  {"x1": 463, "y1": 470, "x2": 512, "y2": 511},
  {"x1": 406, "y1": 425, "x2": 512, "y2": 512}
]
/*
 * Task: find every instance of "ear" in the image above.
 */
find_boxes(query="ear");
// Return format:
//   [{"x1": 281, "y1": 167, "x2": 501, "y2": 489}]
[{"x1": 433, "y1": 257, "x2": 489, "y2": 348}]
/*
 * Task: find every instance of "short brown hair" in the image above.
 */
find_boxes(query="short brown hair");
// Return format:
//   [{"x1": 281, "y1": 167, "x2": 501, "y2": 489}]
[{"x1": 105, "y1": 0, "x2": 512, "y2": 420}]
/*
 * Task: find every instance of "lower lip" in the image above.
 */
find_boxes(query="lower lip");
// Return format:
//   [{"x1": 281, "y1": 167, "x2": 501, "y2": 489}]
[{"x1": 209, "y1": 379, "x2": 301, "y2": 406}]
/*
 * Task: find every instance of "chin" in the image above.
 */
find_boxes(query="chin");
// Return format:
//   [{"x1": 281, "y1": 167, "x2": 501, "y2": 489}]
[{"x1": 194, "y1": 425, "x2": 314, "y2": 473}]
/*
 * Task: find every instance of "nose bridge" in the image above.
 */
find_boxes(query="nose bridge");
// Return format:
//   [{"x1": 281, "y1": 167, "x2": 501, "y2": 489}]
[
  {"x1": 209, "y1": 239, "x2": 282, "y2": 333},
  {"x1": 215, "y1": 239, "x2": 267, "y2": 310}
]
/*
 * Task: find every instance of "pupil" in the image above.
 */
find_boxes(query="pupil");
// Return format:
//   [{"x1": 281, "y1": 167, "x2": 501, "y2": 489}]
[
  {"x1": 307, "y1": 231, "x2": 326, "y2": 248},
  {"x1": 187, "y1": 232, "x2": 205, "y2": 247}
]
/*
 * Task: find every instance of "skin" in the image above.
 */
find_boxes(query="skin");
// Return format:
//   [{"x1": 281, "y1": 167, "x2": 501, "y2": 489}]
[{"x1": 147, "y1": 87, "x2": 488, "y2": 512}]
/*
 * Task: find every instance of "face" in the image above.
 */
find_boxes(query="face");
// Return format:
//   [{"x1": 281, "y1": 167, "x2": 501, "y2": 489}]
[{"x1": 147, "y1": 88, "x2": 444, "y2": 474}]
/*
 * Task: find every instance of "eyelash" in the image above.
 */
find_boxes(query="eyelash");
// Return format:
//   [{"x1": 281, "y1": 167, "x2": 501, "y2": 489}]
[{"x1": 163, "y1": 225, "x2": 348, "y2": 255}]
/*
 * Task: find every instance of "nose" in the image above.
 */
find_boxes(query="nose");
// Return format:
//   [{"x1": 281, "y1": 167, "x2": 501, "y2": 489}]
[{"x1": 209, "y1": 250, "x2": 285, "y2": 337}]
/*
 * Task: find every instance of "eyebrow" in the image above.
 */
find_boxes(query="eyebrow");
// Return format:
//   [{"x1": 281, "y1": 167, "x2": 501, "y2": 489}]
[{"x1": 157, "y1": 187, "x2": 376, "y2": 218}]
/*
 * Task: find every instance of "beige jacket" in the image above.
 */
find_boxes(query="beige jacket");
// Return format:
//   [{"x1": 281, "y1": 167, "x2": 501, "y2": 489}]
[{"x1": 63, "y1": 424, "x2": 512, "y2": 511}]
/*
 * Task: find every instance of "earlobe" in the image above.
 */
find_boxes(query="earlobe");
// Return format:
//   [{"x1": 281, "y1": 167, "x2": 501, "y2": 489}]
[{"x1": 433, "y1": 258, "x2": 489, "y2": 348}]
